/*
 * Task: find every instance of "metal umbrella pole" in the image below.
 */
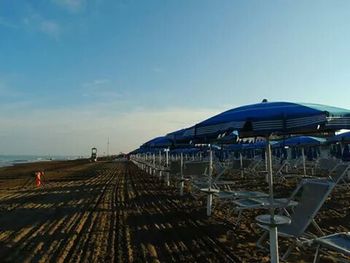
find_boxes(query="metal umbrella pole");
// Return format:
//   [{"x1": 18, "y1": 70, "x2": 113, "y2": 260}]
[
  {"x1": 240, "y1": 152, "x2": 244, "y2": 178},
  {"x1": 180, "y1": 152, "x2": 184, "y2": 196},
  {"x1": 159, "y1": 150, "x2": 162, "y2": 179},
  {"x1": 255, "y1": 138, "x2": 291, "y2": 263},
  {"x1": 302, "y1": 147, "x2": 306, "y2": 177},
  {"x1": 152, "y1": 153, "x2": 156, "y2": 176},
  {"x1": 207, "y1": 149, "x2": 214, "y2": 216},
  {"x1": 266, "y1": 139, "x2": 279, "y2": 263},
  {"x1": 166, "y1": 148, "x2": 170, "y2": 186}
]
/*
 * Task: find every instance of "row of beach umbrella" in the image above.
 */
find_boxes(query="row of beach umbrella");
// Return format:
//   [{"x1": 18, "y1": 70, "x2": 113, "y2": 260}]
[{"x1": 131, "y1": 100, "x2": 350, "y2": 263}]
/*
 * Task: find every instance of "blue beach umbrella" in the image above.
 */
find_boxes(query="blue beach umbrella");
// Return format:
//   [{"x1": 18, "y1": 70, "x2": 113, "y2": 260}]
[
  {"x1": 166, "y1": 127, "x2": 196, "y2": 144},
  {"x1": 327, "y1": 131, "x2": 350, "y2": 143},
  {"x1": 274, "y1": 136, "x2": 326, "y2": 148},
  {"x1": 192, "y1": 101, "x2": 350, "y2": 263},
  {"x1": 214, "y1": 131, "x2": 239, "y2": 144},
  {"x1": 193, "y1": 101, "x2": 350, "y2": 138},
  {"x1": 327, "y1": 131, "x2": 350, "y2": 160},
  {"x1": 170, "y1": 147, "x2": 200, "y2": 155},
  {"x1": 144, "y1": 136, "x2": 174, "y2": 148}
]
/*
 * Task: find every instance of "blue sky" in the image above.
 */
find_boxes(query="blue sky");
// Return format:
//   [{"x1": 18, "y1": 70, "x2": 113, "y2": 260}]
[{"x1": 1, "y1": 0, "x2": 350, "y2": 155}]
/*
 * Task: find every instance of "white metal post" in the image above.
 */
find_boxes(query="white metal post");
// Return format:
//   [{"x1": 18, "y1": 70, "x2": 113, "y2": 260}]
[
  {"x1": 207, "y1": 149, "x2": 213, "y2": 216},
  {"x1": 159, "y1": 150, "x2": 162, "y2": 178},
  {"x1": 180, "y1": 153, "x2": 184, "y2": 196},
  {"x1": 265, "y1": 151, "x2": 269, "y2": 183},
  {"x1": 240, "y1": 152, "x2": 244, "y2": 178},
  {"x1": 166, "y1": 148, "x2": 170, "y2": 186},
  {"x1": 267, "y1": 139, "x2": 279, "y2": 263},
  {"x1": 302, "y1": 147, "x2": 306, "y2": 177},
  {"x1": 153, "y1": 153, "x2": 156, "y2": 176}
]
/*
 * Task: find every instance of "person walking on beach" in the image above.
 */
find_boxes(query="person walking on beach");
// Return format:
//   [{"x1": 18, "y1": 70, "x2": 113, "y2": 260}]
[{"x1": 35, "y1": 171, "x2": 45, "y2": 187}]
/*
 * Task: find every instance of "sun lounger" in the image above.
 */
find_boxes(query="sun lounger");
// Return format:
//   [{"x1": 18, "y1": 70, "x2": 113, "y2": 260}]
[
  {"x1": 274, "y1": 160, "x2": 303, "y2": 182},
  {"x1": 244, "y1": 159, "x2": 264, "y2": 175},
  {"x1": 183, "y1": 161, "x2": 209, "y2": 177},
  {"x1": 310, "y1": 232, "x2": 350, "y2": 263},
  {"x1": 328, "y1": 163, "x2": 350, "y2": 189},
  {"x1": 315, "y1": 158, "x2": 341, "y2": 175},
  {"x1": 216, "y1": 190, "x2": 268, "y2": 201},
  {"x1": 256, "y1": 178, "x2": 336, "y2": 260}
]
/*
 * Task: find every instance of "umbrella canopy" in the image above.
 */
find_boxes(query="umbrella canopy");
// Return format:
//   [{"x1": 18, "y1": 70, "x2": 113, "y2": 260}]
[
  {"x1": 242, "y1": 140, "x2": 278, "y2": 150},
  {"x1": 213, "y1": 131, "x2": 239, "y2": 144},
  {"x1": 274, "y1": 136, "x2": 326, "y2": 148},
  {"x1": 143, "y1": 136, "x2": 174, "y2": 148},
  {"x1": 327, "y1": 131, "x2": 350, "y2": 143},
  {"x1": 192, "y1": 101, "x2": 350, "y2": 139},
  {"x1": 132, "y1": 147, "x2": 158, "y2": 154},
  {"x1": 166, "y1": 127, "x2": 195, "y2": 143}
]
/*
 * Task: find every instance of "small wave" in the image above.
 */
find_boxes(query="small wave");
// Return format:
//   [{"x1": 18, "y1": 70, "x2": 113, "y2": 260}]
[{"x1": 13, "y1": 159, "x2": 29, "y2": 163}]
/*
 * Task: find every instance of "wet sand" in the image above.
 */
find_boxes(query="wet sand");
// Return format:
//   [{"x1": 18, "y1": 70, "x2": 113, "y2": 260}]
[{"x1": 0, "y1": 160, "x2": 349, "y2": 262}]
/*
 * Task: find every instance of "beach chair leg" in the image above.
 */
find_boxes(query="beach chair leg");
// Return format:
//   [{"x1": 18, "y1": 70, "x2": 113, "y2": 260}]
[
  {"x1": 312, "y1": 245, "x2": 321, "y2": 263},
  {"x1": 166, "y1": 173, "x2": 170, "y2": 186},
  {"x1": 342, "y1": 178, "x2": 350, "y2": 190},
  {"x1": 312, "y1": 219, "x2": 324, "y2": 236},
  {"x1": 281, "y1": 241, "x2": 296, "y2": 260},
  {"x1": 206, "y1": 194, "x2": 213, "y2": 216},
  {"x1": 256, "y1": 231, "x2": 269, "y2": 250},
  {"x1": 180, "y1": 181, "x2": 184, "y2": 196}
]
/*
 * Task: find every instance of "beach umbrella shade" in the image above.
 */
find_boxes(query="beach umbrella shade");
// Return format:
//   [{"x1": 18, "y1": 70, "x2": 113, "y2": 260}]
[
  {"x1": 142, "y1": 136, "x2": 174, "y2": 148},
  {"x1": 192, "y1": 101, "x2": 350, "y2": 263},
  {"x1": 213, "y1": 131, "x2": 239, "y2": 144},
  {"x1": 273, "y1": 136, "x2": 326, "y2": 148},
  {"x1": 166, "y1": 127, "x2": 197, "y2": 144},
  {"x1": 327, "y1": 131, "x2": 350, "y2": 143}
]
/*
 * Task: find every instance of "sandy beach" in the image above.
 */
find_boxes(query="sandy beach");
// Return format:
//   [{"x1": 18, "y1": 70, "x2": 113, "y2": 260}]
[{"x1": 0, "y1": 160, "x2": 349, "y2": 262}]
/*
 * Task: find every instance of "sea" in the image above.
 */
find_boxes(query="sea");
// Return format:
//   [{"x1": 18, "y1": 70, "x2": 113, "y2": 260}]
[{"x1": 0, "y1": 155, "x2": 85, "y2": 168}]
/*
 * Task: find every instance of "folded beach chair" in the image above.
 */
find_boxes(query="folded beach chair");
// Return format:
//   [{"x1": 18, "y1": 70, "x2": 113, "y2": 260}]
[
  {"x1": 327, "y1": 163, "x2": 350, "y2": 189},
  {"x1": 184, "y1": 161, "x2": 209, "y2": 184},
  {"x1": 315, "y1": 158, "x2": 341, "y2": 176},
  {"x1": 183, "y1": 161, "x2": 209, "y2": 198},
  {"x1": 286, "y1": 158, "x2": 304, "y2": 174},
  {"x1": 308, "y1": 232, "x2": 350, "y2": 263},
  {"x1": 244, "y1": 159, "x2": 264, "y2": 175},
  {"x1": 210, "y1": 162, "x2": 236, "y2": 190},
  {"x1": 274, "y1": 159, "x2": 298, "y2": 182},
  {"x1": 169, "y1": 160, "x2": 181, "y2": 176},
  {"x1": 213, "y1": 190, "x2": 270, "y2": 223},
  {"x1": 256, "y1": 178, "x2": 336, "y2": 260}
]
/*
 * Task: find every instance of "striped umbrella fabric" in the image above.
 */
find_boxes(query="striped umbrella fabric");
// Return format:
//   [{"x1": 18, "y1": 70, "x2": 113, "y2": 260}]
[{"x1": 193, "y1": 101, "x2": 350, "y2": 138}]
